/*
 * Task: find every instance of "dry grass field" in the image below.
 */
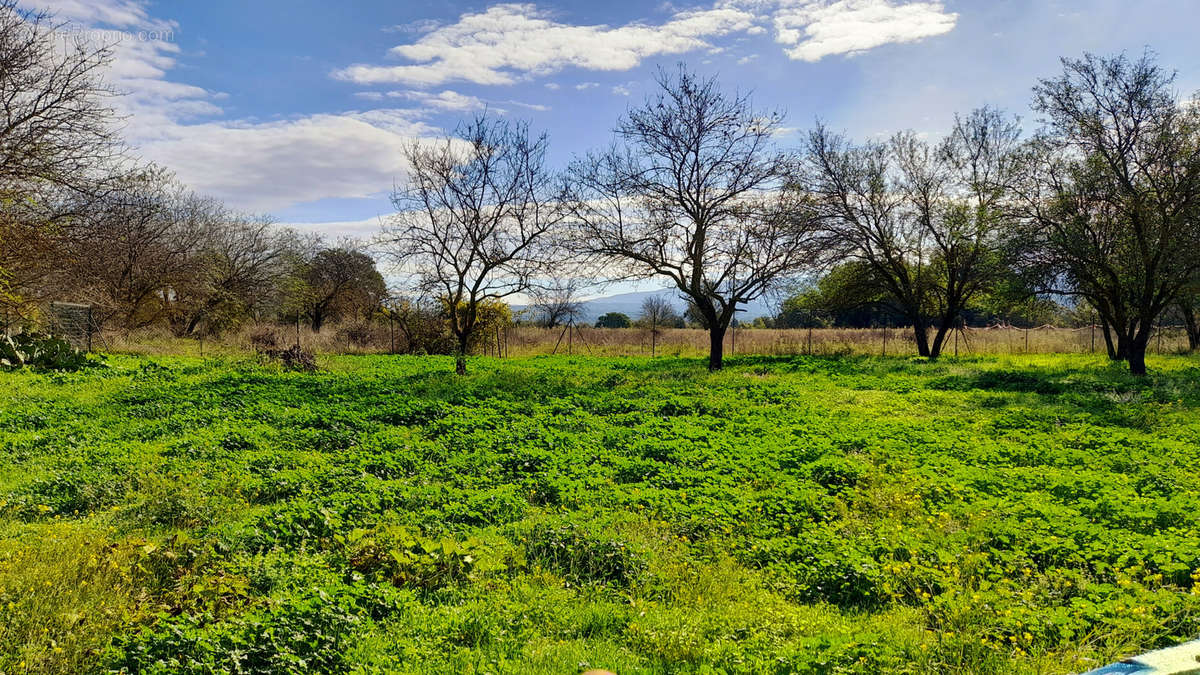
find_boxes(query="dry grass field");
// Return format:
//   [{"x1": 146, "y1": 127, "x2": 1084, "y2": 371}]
[{"x1": 96, "y1": 323, "x2": 1197, "y2": 360}]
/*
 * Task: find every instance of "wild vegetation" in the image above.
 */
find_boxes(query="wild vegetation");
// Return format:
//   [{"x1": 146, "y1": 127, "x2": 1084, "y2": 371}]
[
  {"x1": 2, "y1": 352, "x2": 1200, "y2": 673},
  {"x1": 4, "y1": 0, "x2": 1198, "y2": 377},
  {"x1": 4, "y1": 1, "x2": 1200, "y2": 672}
]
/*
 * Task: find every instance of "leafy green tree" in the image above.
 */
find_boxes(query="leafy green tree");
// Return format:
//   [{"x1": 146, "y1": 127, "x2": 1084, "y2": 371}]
[
  {"x1": 779, "y1": 262, "x2": 893, "y2": 328},
  {"x1": 595, "y1": 312, "x2": 631, "y2": 329},
  {"x1": 284, "y1": 245, "x2": 386, "y2": 333},
  {"x1": 1015, "y1": 52, "x2": 1200, "y2": 374}
]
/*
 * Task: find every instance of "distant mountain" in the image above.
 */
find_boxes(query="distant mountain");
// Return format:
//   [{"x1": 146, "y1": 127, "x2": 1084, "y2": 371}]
[{"x1": 515, "y1": 288, "x2": 776, "y2": 324}]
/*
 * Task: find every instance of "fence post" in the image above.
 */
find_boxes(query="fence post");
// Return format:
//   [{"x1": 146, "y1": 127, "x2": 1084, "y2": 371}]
[{"x1": 882, "y1": 326, "x2": 887, "y2": 356}]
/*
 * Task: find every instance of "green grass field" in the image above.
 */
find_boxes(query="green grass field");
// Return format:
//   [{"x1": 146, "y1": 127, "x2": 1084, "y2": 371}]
[{"x1": 2, "y1": 353, "x2": 1200, "y2": 674}]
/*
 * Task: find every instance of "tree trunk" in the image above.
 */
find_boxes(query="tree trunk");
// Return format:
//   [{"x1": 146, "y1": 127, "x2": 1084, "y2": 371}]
[
  {"x1": 1127, "y1": 331, "x2": 1149, "y2": 376},
  {"x1": 455, "y1": 332, "x2": 469, "y2": 375},
  {"x1": 185, "y1": 313, "x2": 203, "y2": 337},
  {"x1": 1114, "y1": 329, "x2": 1130, "y2": 361},
  {"x1": 1182, "y1": 304, "x2": 1199, "y2": 352},
  {"x1": 928, "y1": 316, "x2": 956, "y2": 360},
  {"x1": 708, "y1": 324, "x2": 727, "y2": 371},
  {"x1": 1100, "y1": 317, "x2": 1118, "y2": 360},
  {"x1": 912, "y1": 318, "x2": 931, "y2": 358}
]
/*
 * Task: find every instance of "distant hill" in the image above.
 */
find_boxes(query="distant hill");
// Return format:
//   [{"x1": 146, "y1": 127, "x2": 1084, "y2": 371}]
[{"x1": 515, "y1": 288, "x2": 776, "y2": 324}]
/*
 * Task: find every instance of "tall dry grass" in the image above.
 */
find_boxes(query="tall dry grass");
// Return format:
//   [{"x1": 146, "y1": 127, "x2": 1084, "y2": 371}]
[{"x1": 95, "y1": 322, "x2": 1198, "y2": 359}]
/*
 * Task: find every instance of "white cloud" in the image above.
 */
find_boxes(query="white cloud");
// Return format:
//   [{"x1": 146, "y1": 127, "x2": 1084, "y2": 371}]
[
  {"x1": 18, "y1": 0, "x2": 448, "y2": 213},
  {"x1": 334, "y1": 3, "x2": 759, "y2": 86},
  {"x1": 21, "y1": 0, "x2": 213, "y2": 140},
  {"x1": 770, "y1": 0, "x2": 956, "y2": 62},
  {"x1": 19, "y1": 0, "x2": 958, "y2": 215},
  {"x1": 20, "y1": 0, "x2": 151, "y2": 28},
  {"x1": 360, "y1": 90, "x2": 550, "y2": 115},
  {"x1": 335, "y1": 1, "x2": 958, "y2": 88},
  {"x1": 139, "y1": 110, "x2": 440, "y2": 212},
  {"x1": 281, "y1": 216, "x2": 390, "y2": 241},
  {"x1": 575, "y1": 82, "x2": 599, "y2": 91},
  {"x1": 504, "y1": 100, "x2": 550, "y2": 112},
  {"x1": 400, "y1": 90, "x2": 487, "y2": 112}
]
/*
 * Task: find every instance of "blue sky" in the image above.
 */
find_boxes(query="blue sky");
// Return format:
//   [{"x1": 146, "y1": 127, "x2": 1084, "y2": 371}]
[{"x1": 23, "y1": 0, "x2": 1200, "y2": 240}]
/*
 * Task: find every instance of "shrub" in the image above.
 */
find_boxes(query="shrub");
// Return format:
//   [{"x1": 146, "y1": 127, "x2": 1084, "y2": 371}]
[
  {"x1": 247, "y1": 327, "x2": 279, "y2": 350},
  {"x1": 525, "y1": 521, "x2": 646, "y2": 588},
  {"x1": 0, "y1": 333, "x2": 95, "y2": 371},
  {"x1": 110, "y1": 589, "x2": 360, "y2": 674},
  {"x1": 337, "y1": 321, "x2": 379, "y2": 348},
  {"x1": 344, "y1": 525, "x2": 483, "y2": 590},
  {"x1": 261, "y1": 345, "x2": 318, "y2": 372}
]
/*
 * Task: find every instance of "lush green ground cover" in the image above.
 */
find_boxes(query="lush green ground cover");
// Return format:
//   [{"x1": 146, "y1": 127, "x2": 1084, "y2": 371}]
[{"x1": 2, "y1": 353, "x2": 1200, "y2": 674}]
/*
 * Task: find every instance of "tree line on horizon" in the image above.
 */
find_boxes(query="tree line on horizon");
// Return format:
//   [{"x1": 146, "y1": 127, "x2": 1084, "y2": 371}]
[
  {"x1": 381, "y1": 52, "x2": 1200, "y2": 376},
  {"x1": 2, "y1": 0, "x2": 1199, "y2": 375}
]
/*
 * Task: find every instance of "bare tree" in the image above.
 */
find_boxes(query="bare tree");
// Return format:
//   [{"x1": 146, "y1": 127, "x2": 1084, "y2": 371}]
[
  {"x1": 568, "y1": 66, "x2": 822, "y2": 370},
  {"x1": 529, "y1": 277, "x2": 584, "y2": 328},
  {"x1": 0, "y1": 0, "x2": 121, "y2": 194},
  {"x1": 1013, "y1": 52, "x2": 1200, "y2": 375},
  {"x1": 382, "y1": 115, "x2": 563, "y2": 374},
  {"x1": 0, "y1": 0, "x2": 126, "y2": 317},
  {"x1": 638, "y1": 294, "x2": 682, "y2": 357},
  {"x1": 637, "y1": 295, "x2": 676, "y2": 327},
  {"x1": 64, "y1": 167, "x2": 209, "y2": 330},
  {"x1": 801, "y1": 107, "x2": 1022, "y2": 359},
  {"x1": 166, "y1": 213, "x2": 292, "y2": 336}
]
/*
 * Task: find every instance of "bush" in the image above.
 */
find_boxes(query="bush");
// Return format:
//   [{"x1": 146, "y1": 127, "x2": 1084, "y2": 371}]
[
  {"x1": 110, "y1": 589, "x2": 360, "y2": 674},
  {"x1": 337, "y1": 321, "x2": 379, "y2": 348},
  {"x1": 0, "y1": 333, "x2": 95, "y2": 371},
  {"x1": 248, "y1": 327, "x2": 279, "y2": 350},
  {"x1": 525, "y1": 521, "x2": 645, "y2": 588},
  {"x1": 595, "y1": 312, "x2": 632, "y2": 329},
  {"x1": 261, "y1": 345, "x2": 318, "y2": 372},
  {"x1": 344, "y1": 525, "x2": 484, "y2": 590}
]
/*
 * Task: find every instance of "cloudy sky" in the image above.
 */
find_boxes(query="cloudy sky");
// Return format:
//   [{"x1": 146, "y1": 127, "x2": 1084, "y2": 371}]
[{"x1": 20, "y1": 0, "x2": 1199, "y2": 239}]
